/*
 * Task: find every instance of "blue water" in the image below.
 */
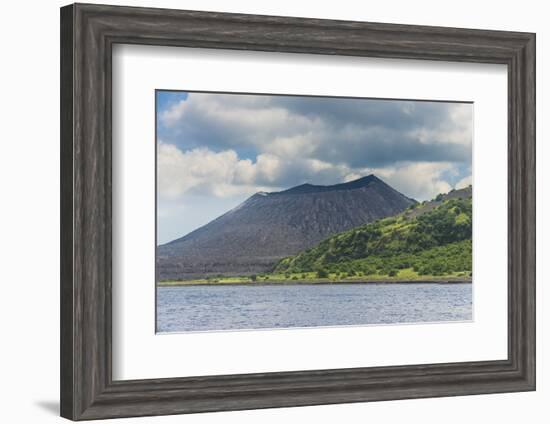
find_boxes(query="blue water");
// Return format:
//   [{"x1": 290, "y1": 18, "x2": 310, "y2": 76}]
[{"x1": 156, "y1": 283, "x2": 472, "y2": 333}]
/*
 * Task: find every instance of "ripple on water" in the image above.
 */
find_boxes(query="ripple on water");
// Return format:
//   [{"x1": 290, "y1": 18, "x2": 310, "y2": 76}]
[{"x1": 156, "y1": 283, "x2": 472, "y2": 333}]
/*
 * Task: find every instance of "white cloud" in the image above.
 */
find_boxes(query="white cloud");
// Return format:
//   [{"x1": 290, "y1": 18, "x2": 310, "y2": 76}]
[
  {"x1": 160, "y1": 94, "x2": 318, "y2": 153},
  {"x1": 366, "y1": 162, "x2": 455, "y2": 201},
  {"x1": 408, "y1": 103, "x2": 472, "y2": 147},
  {"x1": 159, "y1": 93, "x2": 471, "y2": 170},
  {"x1": 264, "y1": 133, "x2": 318, "y2": 158},
  {"x1": 254, "y1": 153, "x2": 282, "y2": 183},
  {"x1": 158, "y1": 142, "x2": 358, "y2": 200},
  {"x1": 159, "y1": 139, "x2": 462, "y2": 203},
  {"x1": 157, "y1": 143, "x2": 268, "y2": 199},
  {"x1": 455, "y1": 175, "x2": 472, "y2": 189}
]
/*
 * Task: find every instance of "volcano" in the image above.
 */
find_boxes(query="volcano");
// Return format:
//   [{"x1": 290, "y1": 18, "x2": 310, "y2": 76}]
[{"x1": 157, "y1": 175, "x2": 416, "y2": 280}]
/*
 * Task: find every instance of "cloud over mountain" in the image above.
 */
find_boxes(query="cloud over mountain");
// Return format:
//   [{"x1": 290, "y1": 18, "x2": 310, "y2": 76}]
[{"x1": 156, "y1": 91, "x2": 472, "y2": 243}]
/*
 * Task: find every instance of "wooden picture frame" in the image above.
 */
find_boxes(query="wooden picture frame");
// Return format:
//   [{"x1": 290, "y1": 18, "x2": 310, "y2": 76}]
[{"x1": 60, "y1": 3, "x2": 535, "y2": 420}]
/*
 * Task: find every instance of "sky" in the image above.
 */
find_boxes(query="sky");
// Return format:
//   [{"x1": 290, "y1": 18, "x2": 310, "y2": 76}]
[{"x1": 156, "y1": 90, "x2": 472, "y2": 244}]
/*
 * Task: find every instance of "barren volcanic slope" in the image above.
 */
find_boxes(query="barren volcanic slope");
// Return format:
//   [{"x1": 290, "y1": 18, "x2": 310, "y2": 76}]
[{"x1": 157, "y1": 175, "x2": 416, "y2": 280}]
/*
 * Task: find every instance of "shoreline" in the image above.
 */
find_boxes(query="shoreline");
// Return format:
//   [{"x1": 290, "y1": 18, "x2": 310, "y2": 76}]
[{"x1": 157, "y1": 277, "x2": 472, "y2": 287}]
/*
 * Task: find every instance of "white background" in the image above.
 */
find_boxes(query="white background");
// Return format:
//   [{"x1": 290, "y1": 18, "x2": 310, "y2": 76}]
[
  {"x1": 0, "y1": 0, "x2": 546, "y2": 423},
  {"x1": 113, "y1": 45, "x2": 508, "y2": 380}
]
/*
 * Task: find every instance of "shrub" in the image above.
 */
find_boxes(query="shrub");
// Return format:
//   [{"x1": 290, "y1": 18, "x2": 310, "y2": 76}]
[{"x1": 316, "y1": 268, "x2": 329, "y2": 278}]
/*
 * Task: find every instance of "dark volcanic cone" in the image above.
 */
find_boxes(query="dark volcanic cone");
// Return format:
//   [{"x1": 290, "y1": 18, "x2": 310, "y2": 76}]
[{"x1": 157, "y1": 175, "x2": 416, "y2": 280}]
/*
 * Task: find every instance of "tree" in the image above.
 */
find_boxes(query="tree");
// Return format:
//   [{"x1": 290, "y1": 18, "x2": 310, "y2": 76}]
[{"x1": 316, "y1": 268, "x2": 329, "y2": 278}]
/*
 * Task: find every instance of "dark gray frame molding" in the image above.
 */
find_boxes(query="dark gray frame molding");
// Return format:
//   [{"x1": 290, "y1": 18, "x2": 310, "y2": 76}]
[{"x1": 60, "y1": 3, "x2": 536, "y2": 420}]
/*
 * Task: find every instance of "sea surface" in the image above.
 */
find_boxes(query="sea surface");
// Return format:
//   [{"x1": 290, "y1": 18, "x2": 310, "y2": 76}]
[{"x1": 156, "y1": 283, "x2": 472, "y2": 333}]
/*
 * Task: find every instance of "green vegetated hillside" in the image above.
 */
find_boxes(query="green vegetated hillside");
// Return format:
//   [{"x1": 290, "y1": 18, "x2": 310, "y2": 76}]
[{"x1": 275, "y1": 186, "x2": 472, "y2": 279}]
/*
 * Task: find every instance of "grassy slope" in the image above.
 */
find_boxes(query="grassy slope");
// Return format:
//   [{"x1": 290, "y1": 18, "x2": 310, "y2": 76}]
[
  {"x1": 275, "y1": 188, "x2": 472, "y2": 279},
  {"x1": 158, "y1": 273, "x2": 470, "y2": 286}
]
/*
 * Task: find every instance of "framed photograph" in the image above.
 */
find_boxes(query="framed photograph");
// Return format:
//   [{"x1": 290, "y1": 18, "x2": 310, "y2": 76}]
[
  {"x1": 60, "y1": 3, "x2": 535, "y2": 420},
  {"x1": 155, "y1": 90, "x2": 474, "y2": 334}
]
